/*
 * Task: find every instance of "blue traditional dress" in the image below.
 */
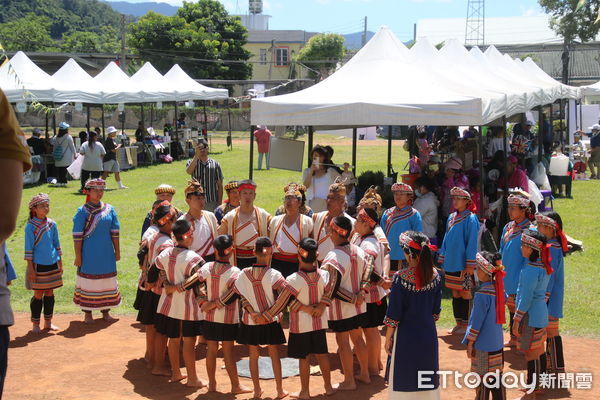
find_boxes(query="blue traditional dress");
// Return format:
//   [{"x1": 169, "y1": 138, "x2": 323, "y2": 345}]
[
  {"x1": 439, "y1": 209, "x2": 479, "y2": 290},
  {"x1": 514, "y1": 260, "x2": 551, "y2": 352},
  {"x1": 24, "y1": 217, "x2": 63, "y2": 290},
  {"x1": 499, "y1": 219, "x2": 530, "y2": 303},
  {"x1": 384, "y1": 267, "x2": 442, "y2": 399},
  {"x1": 380, "y1": 206, "x2": 423, "y2": 264},
  {"x1": 546, "y1": 239, "x2": 564, "y2": 321},
  {"x1": 72, "y1": 202, "x2": 121, "y2": 311}
]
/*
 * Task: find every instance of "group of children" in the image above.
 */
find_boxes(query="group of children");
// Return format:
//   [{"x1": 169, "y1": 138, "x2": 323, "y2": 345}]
[{"x1": 20, "y1": 175, "x2": 570, "y2": 400}]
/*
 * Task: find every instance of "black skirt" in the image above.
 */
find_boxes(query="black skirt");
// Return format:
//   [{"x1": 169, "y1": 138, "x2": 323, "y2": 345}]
[
  {"x1": 362, "y1": 298, "x2": 388, "y2": 328},
  {"x1": 202, "y1": 320, "x2": 238, "y2": 342},
  {"x1": 328, "y1": 313, "x2": 368, "y2": 333},
  {"x1": 288, "y1": 330, "x2": 328, "y2": 359},
  {"x1": 271, "y1": 257, "x2": 299, "y2": 279},
  {"x1": 133, "y1": 287, "x2": 145, "y2": 311},
  {"x1": 237, "y1": 322, "x2": 286, "y2": 346},
  {"x1": 202, "y1": 254, "x2": 216, "y2": 262},
  {"x1": 136, "y1": 291, "x2": 160, "y2": 325},
  {"x1": 236, "y1": 257, "x2": 256, "y2": 269},
  {"x1": 154, "y1": 313, "x2": 203, "y2": 338}
]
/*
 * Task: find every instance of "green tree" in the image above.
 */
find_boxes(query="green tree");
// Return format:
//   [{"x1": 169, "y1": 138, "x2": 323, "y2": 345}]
[
  {"x1": 61, "y1": 26, "x2": 120, "y2": 53},
  {"x1": 296, "y1": 33, "x2": 346, "y2": 79},
  {"x1": 538, "y1": 0, "x2": 600, "y2": 83},
  {"x1": 128, "y1": 0, "x2": 252, "y2": 80},
  {"x1": 0, "y1": 14, "x2": 58, "y2": 51}
]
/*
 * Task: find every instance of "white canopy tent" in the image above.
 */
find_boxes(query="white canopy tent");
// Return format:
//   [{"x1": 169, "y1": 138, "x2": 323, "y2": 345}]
[
  {"x1": 52, "y1": 58, "x2": 102, "y2": 103},
  {"x1": 0, "y1": 51, "x2": 56, "y2": 102},
  {"x1": 0, "y1": 53, "x2": 228, "y2": 104},
  {"x1": 251, "y1": 27, "x2": 488, "y2": 127},
  {"x1": 163, "y1": 64, "x2": 229, "y2": 101}
]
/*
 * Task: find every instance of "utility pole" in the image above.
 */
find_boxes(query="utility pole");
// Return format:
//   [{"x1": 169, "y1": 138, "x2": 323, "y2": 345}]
[
  {"x1": 561, "y1": 38, "x2": 570, "y2": 84},
  {"x1": 120, "y1": 14, "x2": 127, "y2": 72},
  {"x1": 361, "y1": 16, "x2": 368, "y2": 47}
]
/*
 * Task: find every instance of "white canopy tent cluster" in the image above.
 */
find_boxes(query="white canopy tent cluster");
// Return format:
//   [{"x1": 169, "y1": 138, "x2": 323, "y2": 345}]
[
  {"x1": 251, "y1": 26, "x2": 582, "y2": 127},
  {"x1": 0, "y1": 51, "x2": 228, "y2": 104}
]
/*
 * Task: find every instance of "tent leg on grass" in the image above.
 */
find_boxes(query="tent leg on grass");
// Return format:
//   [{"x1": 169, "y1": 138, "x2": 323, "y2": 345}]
[
  {"x1": 86, "y1": 105, "x2": 91, "y2": 132},
  {"x1": 101, "y1": 105, "x2": 105, "y2": 139},
  {"x1": 352, "y1": 127, "x2": 357, "y2": 177},
  {"x1": 308, "y1": 126, "x2": 314, "y2": 167},
  {"x1": 387, "y1": 125, "x2": 392, "y2": 177},
  {"x1": 249, "y1": 125, "x2": 255, "y2": 180}
]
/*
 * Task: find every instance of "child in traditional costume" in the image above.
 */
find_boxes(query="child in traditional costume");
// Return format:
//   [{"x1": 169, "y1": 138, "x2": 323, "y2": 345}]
[
  {"x1": 154, "y1": 219, "x2": 206, "y2": 387},
  {"x1": 355, "y1": 186, "x2": 390, "y2": 263},
  {"x1": 275, "y1": 183, "x2": 313, "y2": 218},
  {"x1": 233, "y1": 237, "x2": 288, "y2": 399},
  {"x1": 185, "y1": 235, "x2": 251, "y2": 394},
  {"x1": 319, "y1": 216, "x2": 371, "y2": 390},
  {"x1": 214, "y1": 181, "x2": 240, "y2": 224},
  {"x1": 25, "y1": 193, "x2": 62, "y2": 333},
  {"x1": 262, "y1": 238, "x2": 335, "y2": 399},
  {"x1": 351, "y1": 207, "x2": 389, "y2": 376},
  {"x1": 384, "y1": 231, "x2": 442, "y2": 399},
  {"x1": 535, "y1": 212, "x2": 567, "y2": 373},
  {"x1": 138, "y1": 203, "x2": 176, "y2": 373},
  {"x1": 218, "y1": 180, "x2": 271, "y2": 268},
  {"x1": 140, "y1": 184, "x2": 178, "y2": 238},
  {"x1": 512, "y1": 229, "x2": 552, "y2": 398},
  {"x1": 500, "y1": 190, "x2": 535, "y2": 347},
  {"x1": 312, "y1": 180, "x2": 355, "y2": 264},
  {"x1": 180, "y1": 180, "x2": 218, "y2": 263},
  {"x1": 72, "y1": 179, "x2": 121, "y2": 323},
  {"x1": 439, "y1": 187, "x2": 480, "y2": 335},
  {"x1": 269, "y1": 183, "x2": 313, "y2": 278},
  {"x1": 463, "y1": 251, "x2": 507, "y2": 400},
  {"x1": 380, "y1": 183, "x2": 423, "y2": 272}
]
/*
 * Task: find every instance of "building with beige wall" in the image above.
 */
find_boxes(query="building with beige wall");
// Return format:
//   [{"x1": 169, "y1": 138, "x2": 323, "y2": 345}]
[{"x1": 245, "y1": 30, "x2": 319, "y2": 81}]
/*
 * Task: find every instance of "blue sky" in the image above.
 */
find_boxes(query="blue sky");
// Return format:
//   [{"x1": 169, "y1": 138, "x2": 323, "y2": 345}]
[{"x1": 114, "y1": 0, "x2": 546, "y2": 42}]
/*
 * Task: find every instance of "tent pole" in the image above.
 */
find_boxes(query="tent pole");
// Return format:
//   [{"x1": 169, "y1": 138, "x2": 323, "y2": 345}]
[
  {"x1": 387, "y1": 125, "x2": 392, "y2": 176},
  {"x1": 249, "y1": 124, "x2": 255, "y2": 180},
  {"x1": 174, "y1": 102, "x2": 179, "y2": 141},
  {"x1": 45, "y1": 112, "x2": 49, "y2": 139},
  {"x1": 121, "y1": 105, "x2": 126, "y2": 137},
  {"x1": 86, "y1": 105, "x2": 91, "y2": 133},
  {"x1": 52, "y1": 103, "x2": 57, "y2": 137},
  {"x1": 501, "y1": 116, "x2": 508, "y2": 196},
  {"x1": 141, "y1": 103, "x2": 145, "y2": 135},
  {"x1": 579, "y1": 100, "x2": 583, "y2": 131},
  {"x1": 308, "y1": 126, "x2": 314, "y2": 167},
  {"x1": 101, "y1": 105, "x2": 105, "y2": 140},
  {"x1": 203, "y1": 100, "x2": 208, "y2": 135},
  {"x1": 478, "y1": 125, "x2": 484, "y2": 218},
  {"x1": 538, "y1": 106, "x2": 544, "y2": 163},
  {"x1": 549, "y1": 103, "x2": 554, "y2": 144},
  {"x1": 352, "y1": 127, "x2": 357, "y2": 177}
]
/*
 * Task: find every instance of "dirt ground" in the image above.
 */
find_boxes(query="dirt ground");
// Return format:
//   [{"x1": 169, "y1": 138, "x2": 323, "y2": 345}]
[{"x1": 6, "y1": 313, "x2": 599, "y2": 400}]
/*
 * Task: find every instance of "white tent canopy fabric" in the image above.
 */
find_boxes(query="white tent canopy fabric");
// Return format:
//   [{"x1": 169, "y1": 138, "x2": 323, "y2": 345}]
[
  {"x1": 582, "y1": 81, "x2": 600, "y2": 96},
  {"x1": 252, "y1": 27, "x2": 582, "y2": 126},
  {"x1": 0, "y1": 51, "x2": 56, "y2": 102},
  {"x1": 251, "y1": 28, "x2": 487, "y2": 126},
  {"x1": 0, "y1": 52, "x2": 228, "y2": 104}
]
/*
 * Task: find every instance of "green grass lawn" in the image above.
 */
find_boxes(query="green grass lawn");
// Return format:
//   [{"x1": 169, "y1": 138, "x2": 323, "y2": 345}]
[{"x1": 6, "y1": 133, "x2": 600, "y2": 337}]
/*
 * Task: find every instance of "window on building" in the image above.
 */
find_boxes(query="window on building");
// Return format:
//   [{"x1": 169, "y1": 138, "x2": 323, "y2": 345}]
[
  {"x1": 259, "y1": 48, "x2": 267, "y2": 65},
  {"x1": 274, "y1": 47, "x2": 289, "y2": 67}
]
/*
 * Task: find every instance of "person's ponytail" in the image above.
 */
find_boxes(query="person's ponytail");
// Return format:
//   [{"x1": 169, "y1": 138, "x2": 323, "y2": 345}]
[{"x1": 418, "y1": 244, "x2": 434, "y2": 286}]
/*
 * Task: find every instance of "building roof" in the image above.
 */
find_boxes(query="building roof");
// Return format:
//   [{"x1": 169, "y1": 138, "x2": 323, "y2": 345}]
[
  {"x1": 417, "y1": 15, "x2": 600, "y2": 46},
  {"x1": 492, "y1": 42, "x2": 600, "y2": 84},
  {"x1": 247, "y1": 30, "x2": 319, "y2": 44}
]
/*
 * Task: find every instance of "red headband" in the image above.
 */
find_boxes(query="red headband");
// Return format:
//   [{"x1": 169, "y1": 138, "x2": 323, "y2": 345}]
[
  {"x1": 157, "y1": 207, "x2": 175, "y2": 226},
  {"x1": 180, "y1": 226, "x2": 194, "y2": 241},
  {"x1": 358, "y1": 209, "x2": 377, "y2": 229},
  {"x1": 329, "y1": 220, "x2": 349, "y2": 238},
  {"x1": 239, "y1": 183, "x2": 256, "y2": 192}
]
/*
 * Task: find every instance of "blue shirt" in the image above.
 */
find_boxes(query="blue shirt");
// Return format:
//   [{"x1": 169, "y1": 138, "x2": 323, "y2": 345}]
[
  {"x1": 380, "y1": 206, "x2": 423, "y2": 261},
  {"x1": 590, "y1": 133, "x2": 600, "y2": 149},
  {"x1": 24, "y1": 218, "x2": 62, "y2": 265},
  {"x1": 546, "y1": 239, "x2": 565, "y2": 319},
  {"x1": 462, "y1": 282, "x2": 505, "y2": 352},
  {"x1": 5, "y1": 248, "x2": 16, "y2": 283},
  {"x1": 499, "y1": 219, "x2": 530, "y2": 295},
  {"x1": 439, "y1": 210, "x2": 479, "y2": 273},
  {"x1": 515, "y1": 260, "x2": 551, "y2": 328}
]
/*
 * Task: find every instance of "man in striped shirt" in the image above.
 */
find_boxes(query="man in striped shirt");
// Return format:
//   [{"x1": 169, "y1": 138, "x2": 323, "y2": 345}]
[{"x1": 185, "y1": 138, "x2": 224, "y2": 212}]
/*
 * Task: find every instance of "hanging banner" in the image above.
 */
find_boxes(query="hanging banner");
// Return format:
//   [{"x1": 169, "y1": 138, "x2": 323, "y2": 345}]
[
  {"x1": 156, "y1": 101, "x2": 163, "y2": 109},
  {"x1": 118, "y1": 103, "x2": 125, "y2": 111},
  {"x1": 74, "y1": 102, "x2": 83, "y2": 112}
]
